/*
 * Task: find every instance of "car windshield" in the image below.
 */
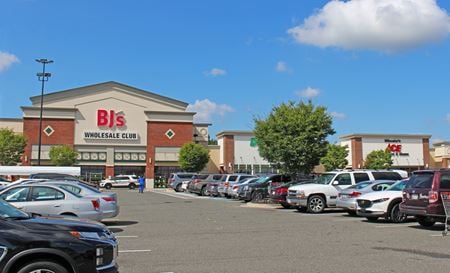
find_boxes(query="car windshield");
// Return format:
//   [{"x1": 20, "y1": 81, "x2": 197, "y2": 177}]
[
  {"x1": 254, "y1": 176, "x2": 270, "y2": 183},
  {"x1": 314, "y1": 174, "x2": 336, "y2": 185},
  {"x1": 387, "y1": 180, "x2": 408, "y2": 191},
  {"x1": 0, "y1": 199, "x2": 29, "y2": 219}
]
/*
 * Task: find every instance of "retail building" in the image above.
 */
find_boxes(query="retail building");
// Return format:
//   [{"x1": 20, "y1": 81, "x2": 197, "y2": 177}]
[{"x1": 1, "y1": 81, "x2": 210, "y2": 188}]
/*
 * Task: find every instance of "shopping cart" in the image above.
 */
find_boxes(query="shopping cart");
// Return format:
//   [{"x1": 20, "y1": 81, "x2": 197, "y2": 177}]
[{"x1": 440, "y1": 192, "x2": 450, "y2": 236}]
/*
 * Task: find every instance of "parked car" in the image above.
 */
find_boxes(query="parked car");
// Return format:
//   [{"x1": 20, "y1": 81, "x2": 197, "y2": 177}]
[
  {"x1": 39, "y1": 181, "x2": 120, "y2": 219},
  {"x1": 241, "y1": 174, "x2": 292, "y2": 202},
  {"x1": 0, "y1": 184, "x2": 104, "y2": 221},
  {"x1": 100, "y1": 174, "x2": 139, "y2": 189},
  {"x1": 218, "y1": 174, "x2": 256, "y2": 197},
  {"x1": 168, "y1": 173, "x2": 195, "y2": 192},
  {"x1": 228, "y1": 177, "x2": 258, "y2": 199},
  {"x1": 0, "y1": 198, "x2": 118, "y2": 273},
  {"x1": 287, "y1": 170, "x2": 404, "y2": 213},
  {"x1": 336, "y1": 180, "x2": 396, "y2": 215},
  {"x1": 400, "y1": 169, "x2": 450, "y2": 227},
  {"x1": 356, "y1": 179, "x2": 409, "y2": 223},
  {"x1": 188, "y1": 174, "x2": 224, "y2": 196},
  {"x1": 236, "y1": 178, "x2": 259, "y2": 199},
  {"x1": 270, "y1": 180, "x2": 312, "y2": 208}
]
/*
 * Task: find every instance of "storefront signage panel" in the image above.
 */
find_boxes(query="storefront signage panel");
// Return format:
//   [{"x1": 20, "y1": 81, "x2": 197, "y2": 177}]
[{"x1": 83, "y1": 131, "x2": 138, "y2": 140}]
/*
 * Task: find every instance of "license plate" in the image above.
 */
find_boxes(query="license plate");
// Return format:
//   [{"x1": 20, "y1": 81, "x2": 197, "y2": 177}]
[
  {"x1": 442, "y1": 192, "x2": 450, "y2": 200},
  {"x1": 411, "y1": 194, "x2": 418, "y2": 200}
]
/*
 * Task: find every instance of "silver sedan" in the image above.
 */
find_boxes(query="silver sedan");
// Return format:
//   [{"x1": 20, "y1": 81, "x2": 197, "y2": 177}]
[
  {"x1": 336, "y1": 180, "x2": 396, "y2": 216},
  {"x1": 0, "y1": 184, "x2": 103, "y2": 221}
]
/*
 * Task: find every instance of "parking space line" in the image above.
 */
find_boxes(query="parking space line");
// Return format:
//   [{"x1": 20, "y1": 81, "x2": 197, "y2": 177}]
[
  {"x1": 107, "y1": 225, "x2": 128, "y2": 229},
  {"x1": 152, "y1": 191, "x2": 195, "y2": 199},
  {"x1": 119, "y1": 249, "x2": 152, "y2": 253},
  {"x1": 374, "y1": 224, "x2": 413, "y2": 228},
  {"x1": 116, "y1": 235, "x2": 139, "y2": 238},
  {"x1": 430, "y1": 234, "x2": 446, "y2": 237}
]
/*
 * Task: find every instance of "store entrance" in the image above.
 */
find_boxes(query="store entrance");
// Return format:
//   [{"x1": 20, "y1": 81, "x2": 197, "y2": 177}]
[
  {"x1": 114, "y1": 166, "x2": 145, "y2": 177},
  {"x1": 154, "y1": 166, "x2": 183, "y2": 188}
]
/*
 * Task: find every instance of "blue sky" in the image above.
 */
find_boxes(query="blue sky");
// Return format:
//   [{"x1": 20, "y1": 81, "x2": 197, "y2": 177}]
[{"x1": 1, "y1": 0, "x2": 449, "y2": 143}]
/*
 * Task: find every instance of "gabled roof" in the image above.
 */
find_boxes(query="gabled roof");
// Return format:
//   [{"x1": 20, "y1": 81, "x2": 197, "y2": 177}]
[{"x1": 30, "y1": 81, "x2": 189, "y2": 109}]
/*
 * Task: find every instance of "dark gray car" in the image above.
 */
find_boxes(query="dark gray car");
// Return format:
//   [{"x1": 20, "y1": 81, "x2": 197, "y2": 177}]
[{"x1": 188, "y1": 174, "x2": 224, "y2": 196}]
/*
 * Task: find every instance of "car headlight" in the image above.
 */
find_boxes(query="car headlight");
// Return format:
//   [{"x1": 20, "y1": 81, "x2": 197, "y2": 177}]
[
  {"x1": 70, "y1": 231, "x2": 101, "y2": 240},
  {"x1": 297, "y1": 191, "x2": 306, "y2": 198},
  {"x1": 372, "y1": 198, "x2": 390, "y2": 203}
]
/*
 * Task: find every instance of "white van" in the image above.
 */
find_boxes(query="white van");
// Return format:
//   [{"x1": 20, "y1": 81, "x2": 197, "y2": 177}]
[{"x1": 286, "y1": 170, "x2": 404, "y2": 213}]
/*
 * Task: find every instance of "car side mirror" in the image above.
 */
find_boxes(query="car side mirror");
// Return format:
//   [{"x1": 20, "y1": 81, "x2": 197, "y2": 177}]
[{"x1": 332, "y1": 181, "x2": 339, "y2": 186}]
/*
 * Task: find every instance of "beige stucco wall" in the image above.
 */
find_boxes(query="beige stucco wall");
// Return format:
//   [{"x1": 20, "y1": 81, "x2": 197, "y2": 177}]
[
  {"x1": 0, "y1": 119, "x2": 23, "y2": 133},
  {"x1": 207, "y1": 145, "x2": 220, "y2": 173}
]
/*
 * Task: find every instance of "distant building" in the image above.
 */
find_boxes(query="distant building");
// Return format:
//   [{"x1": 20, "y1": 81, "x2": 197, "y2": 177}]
[{"x1": 431, "y1": 141, "x2": 450, "y2": 168}]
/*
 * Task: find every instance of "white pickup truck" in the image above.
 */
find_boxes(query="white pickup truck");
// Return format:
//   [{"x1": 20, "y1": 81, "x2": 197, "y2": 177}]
[{"x1": 286, "y1": 170, "x2": 405, "y2": 213}]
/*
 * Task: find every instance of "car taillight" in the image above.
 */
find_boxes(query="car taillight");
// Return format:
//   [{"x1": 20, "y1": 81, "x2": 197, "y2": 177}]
[
  {"x1": 194, "y1": 179, "x2": 201, "y2": 183},
  {"x1": 91, "y1": 200, "x2": 100, "y2": 211},
  {"x1": 225, "y1": 182, "x2": 229, "y2": 186},
  {"x1": 275, "y1": 188, "x2": 288, "y2": 194},
  {"x1": 102, "y1": 196, "x2": 115, "y2": 202},
  {"x1": 429, "y1": 191, "x2": 439, "y2": 203},
  {"x1": 349, "y1": 192, "x2": 361, "y2": 198},
  {"x1": 233, "y1": 185, "x2": 239, "y2": 190}
]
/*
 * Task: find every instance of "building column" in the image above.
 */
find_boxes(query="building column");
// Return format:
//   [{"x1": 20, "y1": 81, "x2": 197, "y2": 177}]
[
  {"x1": 105, "y1": 166, "x2": 114, "y2": 178},
  {"x1": 223, "y1": 135, "x2": 235, "y2": 173},
  {"x1": 422, "y1": 138, "x2": 430, "y2": 169},
  {"x1": 351, "y1": 137, "x2": 363, "y2": 169},
  {"x1": 443, "y1": 158, "x2": 449, "y2": 168}
]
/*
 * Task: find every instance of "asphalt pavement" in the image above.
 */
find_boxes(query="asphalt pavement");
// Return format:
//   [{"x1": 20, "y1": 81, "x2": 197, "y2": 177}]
[{"x1": 105, "y1": 189, "x2": 450, "y2": 273}]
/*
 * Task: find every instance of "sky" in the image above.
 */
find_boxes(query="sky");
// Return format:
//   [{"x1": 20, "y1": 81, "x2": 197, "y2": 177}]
[{"x1": 1, "y1": 0, "x2": 450, "y2": 143}]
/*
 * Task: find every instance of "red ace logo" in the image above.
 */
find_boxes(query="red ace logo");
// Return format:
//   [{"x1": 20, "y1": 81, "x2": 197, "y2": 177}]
[
  {"x1": 97, "y1": 109, "x2": 125, "y2": 128},
  {"x1": 386, "y1": 144, "x2": 402, "y2": 154}
]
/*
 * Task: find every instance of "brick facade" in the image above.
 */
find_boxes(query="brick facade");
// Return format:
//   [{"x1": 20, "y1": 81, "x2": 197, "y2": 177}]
[
  {"x1": 223, "y1": 135, "x2": 235, "y2": 173},
  {"x1": 146, "y1": 121, "x2": 194, "y2": 179},
  {"x1": 22, "y1": 118, "x2": 75, "y2": 165},
  {"x1": 351, "y1": 137, "x2": 363, "y2": 168},
  {"x1": 422, "y1": 138, "x2": 430, "y2": 168}
]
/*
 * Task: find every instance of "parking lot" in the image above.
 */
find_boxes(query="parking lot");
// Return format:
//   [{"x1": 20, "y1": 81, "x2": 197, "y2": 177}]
[{"x1": 110, "y1": 189, "x2": 449, "y2": 273}]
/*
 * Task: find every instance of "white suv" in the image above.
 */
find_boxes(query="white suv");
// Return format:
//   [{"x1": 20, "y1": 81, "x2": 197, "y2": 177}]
[
  {"x1": 286, "y1": 170, "x2": 404, "y2": 213},
  {"x1": 100, "y1": 175, "x2": 139, "y2": 190}
]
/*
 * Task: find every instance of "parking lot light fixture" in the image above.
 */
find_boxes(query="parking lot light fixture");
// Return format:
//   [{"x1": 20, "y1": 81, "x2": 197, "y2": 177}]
[{"x1": 35, "y1": 58, "x2": 53, "y2": 166}]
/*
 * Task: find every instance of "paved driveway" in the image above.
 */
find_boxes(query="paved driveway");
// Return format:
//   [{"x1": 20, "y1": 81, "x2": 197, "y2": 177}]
[{"x1": 107, "y1": 190, "x2": 450, "y2": 273}]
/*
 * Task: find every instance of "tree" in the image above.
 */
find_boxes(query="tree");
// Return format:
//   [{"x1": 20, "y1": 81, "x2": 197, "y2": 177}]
[
  {"x1": 364, "y1": 149, "x2": 393, "y2": 169},
  {"x1": 321, "y1": 144, "x2": 349, "y2": 171},
  {"x1": 179, "y1": 143, "x2": 210, "y2": 172},
  {"x1": 49, "y1": 145, "x2": 78, "y2": 166},
  {"x1": 254, "y1": 100, "x2": 335, "y2": 176},
  {"x1": 0, "y1": 128, "x2": 27, "y2": 166}
]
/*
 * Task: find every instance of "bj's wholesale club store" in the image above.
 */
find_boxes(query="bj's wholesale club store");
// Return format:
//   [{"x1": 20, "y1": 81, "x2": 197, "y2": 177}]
[{"x1": 12, "y1": 81, "x2": 210, "y2": 188}]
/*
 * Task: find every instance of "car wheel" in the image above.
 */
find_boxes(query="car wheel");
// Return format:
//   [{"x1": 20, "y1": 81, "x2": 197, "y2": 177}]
[
  {"x1": 129, "y1": 183, "x2": 136, "y2": 190},
  {"x1": 347, "y1": 211, "x2": 357, "y2": 216},
  {"x1": 366, "y1": 217, "x2": 378, "y2": 222},
  {"x1": 281, "y1": 203, "x2": 292, "y2": 209},
  {"x1": 388, "y1": 202, "x2": 407, "y2": 223},
  {"x1": 105, "y1": 183, "x2": 112, "y2": 190},
  {"x1": 17, "y1": 261, "x2": 69, "y2": 273},
  {"x1": 307, "y1": 195, "x2": 325, "y2": 213},
  {"x1": 251, "y1": 191, "x2": 263, "y2": 202},
  {"x1": 175, "y1": 184, "x2": 182, "y2": 192},
  {"x1": 417, "y1": 218, "x2": 436, "y2": 227},
  {"x1": 297, "y1": 206, "x2": 307, "y2": 212},
  {"x1": 201, "y1": 186, "x2": 208, "y2": 196}
]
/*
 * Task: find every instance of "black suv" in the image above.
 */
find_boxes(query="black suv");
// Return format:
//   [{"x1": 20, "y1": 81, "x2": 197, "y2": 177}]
[{"x1": 0, "y1": 199, "x2": 118, "y2": 273}]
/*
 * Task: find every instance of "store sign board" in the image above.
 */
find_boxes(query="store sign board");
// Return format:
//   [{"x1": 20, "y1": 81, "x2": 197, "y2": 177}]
[
  {"x1": 384, "y1": 139, "x2": 409, "y2": 156},
  {"x1": 97, "y1": 109, "x2": 125, "y2": 128},
  {"x1": 83, "y1": 131, "x2": 138, "y2": 140}
]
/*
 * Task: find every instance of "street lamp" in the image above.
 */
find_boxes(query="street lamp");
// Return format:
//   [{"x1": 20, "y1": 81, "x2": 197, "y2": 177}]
[{"x1": 36, "y1": 58, "x2": 53, "y2": 166}]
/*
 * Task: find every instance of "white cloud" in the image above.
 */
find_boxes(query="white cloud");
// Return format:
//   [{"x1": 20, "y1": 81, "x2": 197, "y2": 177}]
[
  {"x1": 275, "y1": 61, "x2": 291, "y2": 73},
  {"x1": 0, "y1": 51, "x2": 19, "y2": 72},
  {"x1": 204, "y1": 68, "x2": 227, "y2": 77},
  {"x1": 295, "y1": 87, "x2": 320, "y2": 98},
  {"x1": 330, "y1": 111, "x2": 347, "y2": 120},
  {"x1": 288, "y1": 0, "x2": 450, "y2": 52},
  {"x1": 187, "y1": 99, "x2": 234, "y2": 123},
  {"x1": 446, "y1": 114, "x2": 450, "y2": 122}
]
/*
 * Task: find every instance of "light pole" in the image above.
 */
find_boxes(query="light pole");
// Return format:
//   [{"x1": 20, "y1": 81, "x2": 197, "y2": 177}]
[{"x1": 36, "y1": 58, "x2": 53, "y2": 166}]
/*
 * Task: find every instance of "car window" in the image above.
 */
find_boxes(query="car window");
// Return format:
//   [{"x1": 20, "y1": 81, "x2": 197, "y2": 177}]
[
  {"x1": 78, "y1": 183, "x2": 102, "y2": 193},
  {"x1": 179, "y1": 174, "x2": 194, "y2": 179},
  {"x1": 388, "y1": 180, "x2": 408, "y2": 191},
  {"x1": 372, "y1": 172, "x2": 402, "y2": 180},
  {"x1": 439, "y1": 173, "x2": 450, "y2": 189},
  {"x1": 194, "y1": 175, "x2": 209, "y2": 180},
  {"x1": 213, "y1": 175, "x2": 223, "y2": 180},
  {"x1": 0, "y1": 187, "x2": 30, "y2": 202},
  {"x1": 228, "y1": 176, "x2": 238, "y2": 182},
  {"x1": 406, "y1": 173, "x2": 434, "y2": 189},
  {"x1": 131, "y1": 176, "x2": 139, "y2": 180},
  {"x1": 315, "y1": 173, "x2": 336, "y2": 185},
  {"x1": 354, "y1": 173, "x2": 370, "y2": 183},
  {"x1": 31, "y1": 187, "x2": 65, "y2": 201},
  {"x1": 372, "y1": 182, "x2": 394, "y2": 191},
  {"x1": 59, "y1": 184, "x2": 82, "y2": 194},
  {"x1": 335, "y1": 174, "x2": 352, "y2": 185}
]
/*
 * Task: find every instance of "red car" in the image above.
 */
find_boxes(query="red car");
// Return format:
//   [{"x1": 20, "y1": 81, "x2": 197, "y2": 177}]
[{"x1": 270, "y1": 180, "x2": 311, "y2": 208}]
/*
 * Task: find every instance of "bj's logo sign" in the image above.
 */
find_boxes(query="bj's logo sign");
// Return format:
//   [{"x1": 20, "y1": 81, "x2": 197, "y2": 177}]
[{"x1": 97, "y1": 109, "x2": 125, "y2": 128}]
